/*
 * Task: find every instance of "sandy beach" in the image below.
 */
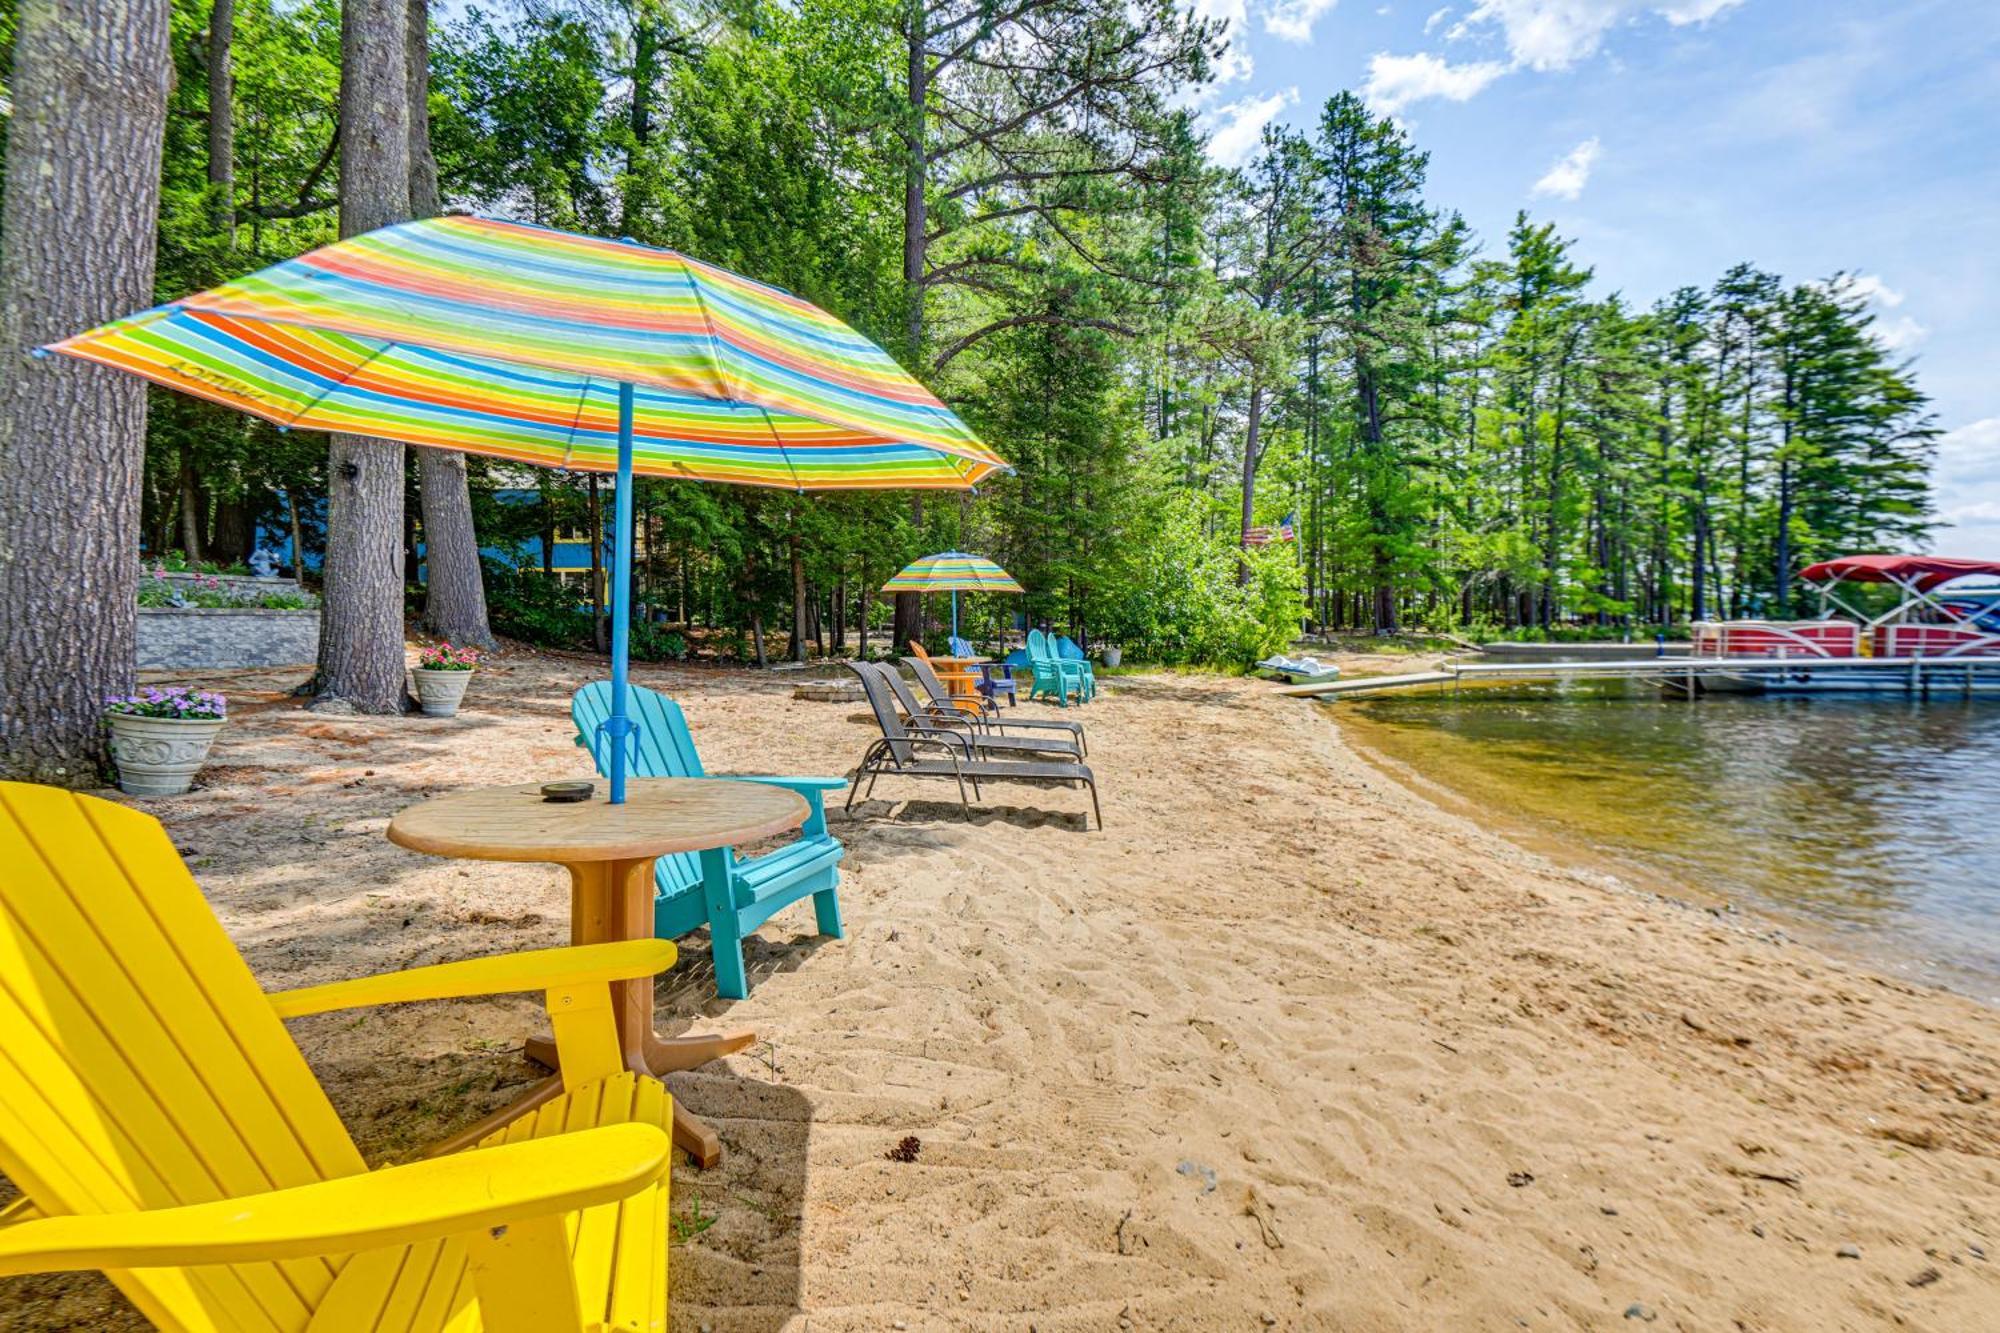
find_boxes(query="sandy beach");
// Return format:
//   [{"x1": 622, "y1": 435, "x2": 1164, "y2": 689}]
[{"x1": 3, "y1": 647, "x2": 1995, "y2": 1331}]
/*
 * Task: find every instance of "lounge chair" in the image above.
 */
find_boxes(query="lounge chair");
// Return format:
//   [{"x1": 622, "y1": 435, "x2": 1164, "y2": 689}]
[
  {"x1": 899, "y1": 653, "x2": 1087, "y2": 757},
  {"x1": 574, "y1": 680, "x2": 844, "y2": 1000},
  {"x1": 906, "y1": 640, "x2": 983, "y2": 714},
  {"x1": 0, "y1": 781, "x2": 678, "y2": 1333},
  {"x1": 1026, "y1": 628, "x2": 1086, "y2": 706},
  {"x1": 951, "y1": 633, "x2": 1018, "y2": 707},
  {"x1": 846, "y1": 662, "x2": 1101, "y2": 828},
  {"x1": 900, "y1": 656, "x2": 1096, "y2": 756}
]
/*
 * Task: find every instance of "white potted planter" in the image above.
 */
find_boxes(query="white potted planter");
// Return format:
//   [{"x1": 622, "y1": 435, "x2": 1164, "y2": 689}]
[
  {"x1": 104, "y1": 687, "x2": 228, "y2": 797},
  {"x1": 412, "y1": 642, "x2": 481, "y2": 717}
]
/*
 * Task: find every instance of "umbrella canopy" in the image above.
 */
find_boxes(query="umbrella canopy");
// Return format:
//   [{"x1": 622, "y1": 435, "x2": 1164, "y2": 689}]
[
  {"x1": 50, "y1": 217, "x2": 1007, "y2": 803},
  {"x1": 881, "y1": 551, "x2": 1022, "y2": 640},
  {"x1": 881, "y1": 551, "x2": 1024, "y2": 595},
  {"x1": 49, "y1": 215, "x2": 1007, "y2": 492}
]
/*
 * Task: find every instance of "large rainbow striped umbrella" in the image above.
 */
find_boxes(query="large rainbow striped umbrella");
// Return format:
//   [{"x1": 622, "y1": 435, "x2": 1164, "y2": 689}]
[
  {"x1": 47, "y1": 215, "x2": 1009, "y2": 802},
  {"x1": 881, "y1": 551, "x2": 1023, "y2": 639}
]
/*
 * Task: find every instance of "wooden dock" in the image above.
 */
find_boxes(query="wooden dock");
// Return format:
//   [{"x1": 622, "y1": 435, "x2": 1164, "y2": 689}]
[{"x1": 1277, "y1": 655, "x2": 2000, "y2": 699}]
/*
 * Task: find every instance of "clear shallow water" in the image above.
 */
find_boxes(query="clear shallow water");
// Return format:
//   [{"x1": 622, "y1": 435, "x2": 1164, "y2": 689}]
[{"x1": 1332, "y1": 685, "x2": 2000, "y2": 1000}]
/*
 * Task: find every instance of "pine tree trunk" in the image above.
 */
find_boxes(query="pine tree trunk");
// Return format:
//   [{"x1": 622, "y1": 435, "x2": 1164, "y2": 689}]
[
  {"x1": 789, "y1": 530, "x2": 808, "y2": 663},
  {"x1": 1237, "y1": 379, "x2": 1264, "y2": 586},
  {"x1": 207, "y1": 0, "x2": 236, "y2": 242},
  {"x1": 0, "y1": 0, "x2": 172, "y2": 784},
  {"x1": 314, "y1": 0, "x2": 411, "y2": 712},
  {"x1": 890, "y1": 3, "x2": 928, "y2": 652}
]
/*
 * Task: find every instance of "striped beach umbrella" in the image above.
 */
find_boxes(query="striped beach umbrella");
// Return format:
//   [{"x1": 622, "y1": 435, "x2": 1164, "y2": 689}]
[
  {"x1": 881, "y1": 551, "x2": 1023, "y2": 639},
  {"x1": 47, "y1": 215, "x2": 1009, "y2": 802}
]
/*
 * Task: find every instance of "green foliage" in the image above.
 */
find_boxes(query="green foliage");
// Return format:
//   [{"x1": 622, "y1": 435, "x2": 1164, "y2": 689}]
[
  {"x1": 629, "y1": 622, "x2": 688, "y2": 663},
  {"x1": 1095, "y1": 492, "x2": 1304, "y2": 664},
  {"x1": 482, "y1": 561, "x2": 593, "y2": 649},
  {"x1": 106, "y1": 0, "x2": 1933, "y2": 670}
]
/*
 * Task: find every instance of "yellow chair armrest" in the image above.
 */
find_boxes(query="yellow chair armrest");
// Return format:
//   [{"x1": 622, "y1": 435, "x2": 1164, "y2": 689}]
[
  {"x1": 0, "y1": 1122, "x2": 670, "y2": 1277},
  {"x1": 267, "y1": 939, "x2": 678, "y2": 1019}
]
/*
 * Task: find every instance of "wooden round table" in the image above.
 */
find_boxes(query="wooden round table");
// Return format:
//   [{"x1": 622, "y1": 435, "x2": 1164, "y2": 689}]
[
  {"x1": 388, "y1": 777, "x2": 809, "y2": 1167},
  {"x1": 930, "y1": 655, "x2": 990, "y2": 713}
]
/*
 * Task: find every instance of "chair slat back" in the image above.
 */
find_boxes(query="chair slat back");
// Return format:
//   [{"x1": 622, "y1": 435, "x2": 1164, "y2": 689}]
[
  {"x1": 572, "y1": 682, "x2": 705, "y2": 898},
  {"x1": 0, "y1": 782, "x2": 368, "y2": 1333}
]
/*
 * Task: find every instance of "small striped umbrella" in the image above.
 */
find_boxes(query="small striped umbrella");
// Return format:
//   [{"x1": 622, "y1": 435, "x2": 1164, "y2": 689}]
[
  {"x1": 881, "y1": 552, "x2": 1023, "y2": 640},
  {"x1": 47, "y1": 215, "x2": 1009, "y2": 803}
]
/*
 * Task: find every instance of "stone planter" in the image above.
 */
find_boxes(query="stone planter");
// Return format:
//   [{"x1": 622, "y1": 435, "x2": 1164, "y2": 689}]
[
  {"x1": 413, "y1": 667, "x2": 475, "y2": 717},
  {"x1": 106, "y1": 714, "x2": 225, "y2": 797},
  {"x1": 138, "y1": 607, "x2": 319, "y2": 670},
  {"x1": 1100, "y1": 645, "x2": 1123, "y2": 668}
]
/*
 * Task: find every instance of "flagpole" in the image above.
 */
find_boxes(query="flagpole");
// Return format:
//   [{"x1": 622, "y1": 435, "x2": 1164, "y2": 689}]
[{"x1": 605, "y1": 382, "x2": 637, "y2": 804}]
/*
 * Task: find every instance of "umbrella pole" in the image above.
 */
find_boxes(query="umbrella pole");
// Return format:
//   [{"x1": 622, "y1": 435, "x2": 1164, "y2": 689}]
[
  {"x1": 951, "y1": 589, "x2": 959, "y2": 642},
  {"x1": 607, "y1": 382, "x2": 638, "y2": 804}
]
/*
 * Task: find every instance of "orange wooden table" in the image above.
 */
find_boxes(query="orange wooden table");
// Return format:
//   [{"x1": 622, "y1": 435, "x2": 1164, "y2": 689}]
[
  {"x1": 388, "y1": 777, "x2": 808, "y2": 1166},
  {"x1": 931, "y1": 655, "x2": 990, "y2": 713}
]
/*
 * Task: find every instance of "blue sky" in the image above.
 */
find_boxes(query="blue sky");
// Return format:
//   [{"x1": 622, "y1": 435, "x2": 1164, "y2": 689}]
[{"x1": 1187, "y1": 0, "x2": 2000, "y2": 556}]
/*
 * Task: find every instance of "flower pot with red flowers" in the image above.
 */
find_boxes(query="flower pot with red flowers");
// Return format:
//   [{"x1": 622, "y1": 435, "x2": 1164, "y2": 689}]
[{"x1": 412, "y1": 642, "x2": 479, "y2": 717}]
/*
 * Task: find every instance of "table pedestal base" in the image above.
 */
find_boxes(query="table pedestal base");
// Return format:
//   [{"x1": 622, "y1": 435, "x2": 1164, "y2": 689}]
[{"x1": 522, "y1": 1026, "x2": 756, "y2": 1166}]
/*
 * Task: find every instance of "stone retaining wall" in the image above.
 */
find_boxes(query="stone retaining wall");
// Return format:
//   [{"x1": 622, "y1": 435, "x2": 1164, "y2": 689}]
[{"x1": 138, "y1": 608, "x2": 320, "y2": 670}]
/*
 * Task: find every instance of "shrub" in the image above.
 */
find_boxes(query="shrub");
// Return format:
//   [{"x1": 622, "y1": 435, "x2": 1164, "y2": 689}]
[
  {"x1": 483, "y1": 560, "x2": 593, "y2": 648},
  {"x1": 1094, "y1": 492, "x2": 1305, "y2": 667},
  {"x1": 630, "y1": 623, "x2": 687, "y2": 662}
]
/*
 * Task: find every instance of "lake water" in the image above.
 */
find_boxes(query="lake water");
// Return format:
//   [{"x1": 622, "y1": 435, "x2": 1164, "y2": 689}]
[{"x1": 1332, "y1": 684, "x2": 2000, "y2": 1001}]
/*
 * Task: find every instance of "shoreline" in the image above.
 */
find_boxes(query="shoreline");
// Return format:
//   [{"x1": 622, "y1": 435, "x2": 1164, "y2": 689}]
[
  {"x1": 1327, "y1": 702, "x2": 2000, "y2": 1007},
  {"x1": 3, "y1": 652, "x2": 1996, "y2": 1330}
]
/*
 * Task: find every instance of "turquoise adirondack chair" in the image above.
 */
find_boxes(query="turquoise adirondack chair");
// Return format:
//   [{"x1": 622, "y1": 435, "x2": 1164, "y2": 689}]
[
  {"x1": 1056, "y1": 635, "x2": 1097, "y2": 700},
  {"x1": 1026, "y1": 629, "x2": 1086, "y2": 706},
  {"x1": 573, "y1": 682, "x2": 844, "y2": 1000}
]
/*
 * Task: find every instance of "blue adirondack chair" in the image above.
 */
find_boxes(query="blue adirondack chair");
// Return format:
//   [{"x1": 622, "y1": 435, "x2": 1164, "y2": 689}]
[
  {"x1": 951, "y1": 633, "x2": 1017, "y2": 707},
  {"x1": 573, "y1": 681, "x2": 845, "y2": 1000}
]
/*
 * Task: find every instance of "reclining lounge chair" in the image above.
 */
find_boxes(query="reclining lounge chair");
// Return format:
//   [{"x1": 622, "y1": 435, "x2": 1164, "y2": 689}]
[{"x1": 845, "y1": 662, "x2": 1101, "y2": 828}]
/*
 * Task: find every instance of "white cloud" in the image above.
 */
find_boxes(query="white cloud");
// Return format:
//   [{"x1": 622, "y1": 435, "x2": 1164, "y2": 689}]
[
  {"x1": 1932, "y1": 418, "x2": 2000, "y2": 553},
  {"x1": 1875, "y1": 315, "x2": 1929, "y2": 352},
  {"x1": 1531, "y1": 136, "x2": 1602, "y2": 198},
  {"x1": 1424, "y1": 5, "x2": 1454, "y2": 32},
  {"x1": 1456, "y1": 0, "x2": 1746, "y2": 73},
  {"x1": 1656, "y1": 0, "x2": 1744, "y2": 23},
  {"x1": 1180, "y1": 0, "x2": 1254, "y2": 102},
  {"x1": 1360, "y1": 51, "x2": 1508, "y2": 114},
  {"x1": 1843, "y1": 273, "x2": 1906, "y2": 308},
  {"x1": 1205, "y1": 88, "x2": 1301, "y2": 167},
  {"x1": 1264, "y1": 0, "x2": 1339, "y2": 43}
]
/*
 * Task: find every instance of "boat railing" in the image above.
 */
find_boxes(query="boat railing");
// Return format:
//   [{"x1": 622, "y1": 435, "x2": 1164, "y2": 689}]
[
  {"x1": 1874, "y1": 623, "x2": 2000, "y2": 659},
  {"x1": 1690, "y1": 620, "x2": 1859, "y2": 660}
]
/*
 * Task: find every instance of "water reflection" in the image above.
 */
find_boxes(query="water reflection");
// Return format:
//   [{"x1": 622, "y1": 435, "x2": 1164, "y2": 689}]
[{"x1": 1333, "y1": 685, "x2": 2000, "y2": 998}]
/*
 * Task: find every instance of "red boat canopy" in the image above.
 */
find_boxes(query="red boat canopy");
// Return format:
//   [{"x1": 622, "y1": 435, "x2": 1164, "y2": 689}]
[{"x1": 1799, "y1": 554, "x2": 2000, "y2": 592}]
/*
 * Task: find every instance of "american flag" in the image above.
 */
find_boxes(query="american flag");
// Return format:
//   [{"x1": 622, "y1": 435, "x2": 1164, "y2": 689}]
[{"x1": 1243, "y1": 511, "x2": 1298, "y2": 546}]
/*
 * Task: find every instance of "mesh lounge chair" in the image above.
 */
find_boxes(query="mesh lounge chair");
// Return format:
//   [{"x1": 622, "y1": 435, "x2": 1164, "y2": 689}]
[
  {"x1": 846, "y1": 662, "x2": 1101, "y2": 828},
  {"x1": 898, "y1": 654, "x2": 1087, "y2": 758}
]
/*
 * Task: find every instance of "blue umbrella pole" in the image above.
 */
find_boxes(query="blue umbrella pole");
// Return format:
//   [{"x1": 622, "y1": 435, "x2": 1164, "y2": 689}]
[
  {"x1": 951, "y1": 589, "x2": 959, "y2": 641},
  {"x1": 604, "y1": 382, "x2": 638, "y2": 804}
]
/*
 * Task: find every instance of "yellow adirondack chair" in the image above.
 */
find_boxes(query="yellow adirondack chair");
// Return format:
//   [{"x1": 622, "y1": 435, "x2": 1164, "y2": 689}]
[{"x1": 0, "y1": 781, "x2": 679, "y2": 1333}]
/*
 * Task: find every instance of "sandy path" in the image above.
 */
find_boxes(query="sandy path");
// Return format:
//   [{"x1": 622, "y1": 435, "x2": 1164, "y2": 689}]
[{"x1": 2, "y1": 649, "x2": 1994, "y2": 1330}]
